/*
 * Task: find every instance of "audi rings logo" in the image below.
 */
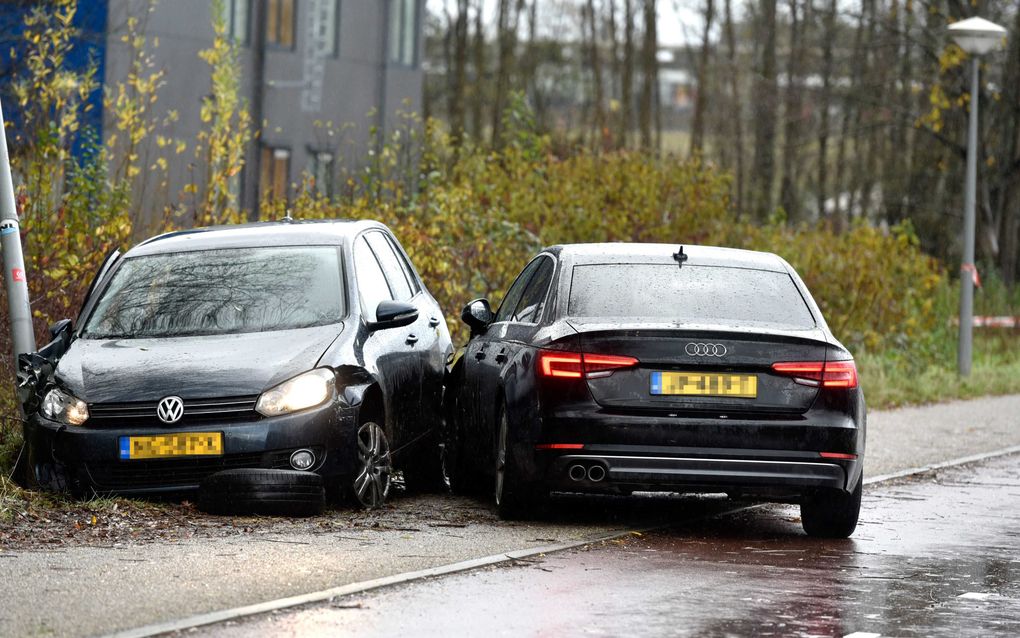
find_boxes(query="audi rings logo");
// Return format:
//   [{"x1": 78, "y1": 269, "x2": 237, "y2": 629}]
[
  {"x1": 685, "y1": 343, "x2": 728, "y2": 357},
  {"x1": 156, "y1": 396, "x2": 185, "y2": 424}
]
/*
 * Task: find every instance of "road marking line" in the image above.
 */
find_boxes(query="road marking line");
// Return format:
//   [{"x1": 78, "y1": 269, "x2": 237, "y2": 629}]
[
  {"x1": 107, "y1": 445, "x2": 1020, "y2": 638},
  {"x1": 843, "y1": 632, "x2": 882, "y2": 638}
]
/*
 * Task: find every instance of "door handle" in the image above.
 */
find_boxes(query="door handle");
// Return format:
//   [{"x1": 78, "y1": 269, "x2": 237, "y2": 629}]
[
  {"x1": 495, "y1": 349, "x2": 508, "y2": 363},
  {"x1": 428, "y1": 316, "x2": 440, "y2": 327},
  {"x1": 474, "y1": 350, "x2": 486, "y2": 360},
  {"x1": 406, "y1": 334, "x2": 419, "y2": 345}
]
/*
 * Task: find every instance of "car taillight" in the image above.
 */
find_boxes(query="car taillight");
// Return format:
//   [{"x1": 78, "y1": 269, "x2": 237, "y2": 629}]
[
  {"x1": 771, "y1": 360, "x2": 858, "y2": 389},
  {"x1": 537, "y1": 351, "x2": 638, "y2": 379}
]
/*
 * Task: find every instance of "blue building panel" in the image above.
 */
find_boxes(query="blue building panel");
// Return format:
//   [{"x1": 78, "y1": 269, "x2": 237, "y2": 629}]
[{"x1": 0, "y1": 0, "x2": 108, "y2": 152}]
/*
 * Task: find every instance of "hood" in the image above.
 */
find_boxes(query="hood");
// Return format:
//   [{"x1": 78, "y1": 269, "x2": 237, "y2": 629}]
[{"x1": 55, "y1": 323, "x2": 344, "y2": 403}]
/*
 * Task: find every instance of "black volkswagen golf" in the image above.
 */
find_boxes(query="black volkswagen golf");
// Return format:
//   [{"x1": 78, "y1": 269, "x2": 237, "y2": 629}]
[
  {"x1": 21, "y1": 220, "x2": 452, "y2": 509},
  {"x1": 447, "y1": 243, "x2": 865, "y2": 537}
]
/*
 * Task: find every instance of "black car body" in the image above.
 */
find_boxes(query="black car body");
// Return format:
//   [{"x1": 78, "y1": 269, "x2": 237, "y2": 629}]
[
  {"x1": 21, "y1": 220, "x2": 453, "y2": 507},
  {"x1": 448, "y1": 243, "x2": 866, "y2": 537}
]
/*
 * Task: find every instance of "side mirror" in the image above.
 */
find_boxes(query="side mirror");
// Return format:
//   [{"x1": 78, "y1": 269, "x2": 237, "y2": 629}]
[
  {"x1": 461, "y1": 298, "x2": 494, "y2": 334},
  {"x1": 49, "y1": 319, "x2": 73, "y2": 341},
  {"x1": 369, "y1": 300, "x2": 418, "y2": 331}
]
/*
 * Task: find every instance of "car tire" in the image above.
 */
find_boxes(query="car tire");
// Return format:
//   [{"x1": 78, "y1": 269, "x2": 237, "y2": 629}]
[
  {"x1": 348, "y1": 421, "x2": 393, "y2": 509},
  {"x1": 800, "y1": 478, "x2": 862, "y2": 538},
  {"x1": 494, "y1": 407, "x2": 547, "y2": 520},
  {"x1": 198, "y1": 469, "x2": 325, "y2": 517}
]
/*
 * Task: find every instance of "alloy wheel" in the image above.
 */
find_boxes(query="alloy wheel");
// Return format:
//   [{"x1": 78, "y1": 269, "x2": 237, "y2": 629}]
[{"x1": 353, "y1": 421, "x2": 392, "y2": 508}]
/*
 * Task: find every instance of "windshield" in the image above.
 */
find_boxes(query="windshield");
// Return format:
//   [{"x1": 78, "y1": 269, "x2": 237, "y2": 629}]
[
  {"x1": 568, "y1": 263, "x2": 816, "y2": 330},
  {"x1": 82, "y1": 246, "x2": 344, "y2": 339}
]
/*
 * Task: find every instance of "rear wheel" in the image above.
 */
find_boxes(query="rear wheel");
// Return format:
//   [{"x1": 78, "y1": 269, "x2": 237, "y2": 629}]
[
  {"x1": 800, "y1": 479, "x2": 862, "y2": 538},
  {"x1": 349, "y1": 421, "x2": 392, "y2": 509},
  {"x1": 494, "y1": 408, "x2": 546, "y2": 520}
]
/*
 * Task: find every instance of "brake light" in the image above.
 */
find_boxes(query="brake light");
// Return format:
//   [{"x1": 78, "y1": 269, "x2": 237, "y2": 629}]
[
  {"x1": 537, "y1": 351, "x2": 638, "y2": 379},
  {"x1": 771, "y1": 360, "x2": 858, "y2": 389},
  {"x1": 538, "y1": 352, "x2": 584, "y2": 378}
]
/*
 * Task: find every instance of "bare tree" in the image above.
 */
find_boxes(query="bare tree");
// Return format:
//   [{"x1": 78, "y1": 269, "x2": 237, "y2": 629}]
[
  {"x1": 690, "y1": 0, "x2": 715, "y2": 156},
  {"x1": 751, "y1": 0, "x2": 778, "y2": 218}
]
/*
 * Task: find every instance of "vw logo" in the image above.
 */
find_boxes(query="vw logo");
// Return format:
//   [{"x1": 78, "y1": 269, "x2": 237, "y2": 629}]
[
  {"x1": 156, "y1": 396, "x2": 185, "y2": 424},
  {"x1": 685, "y1": 343, "x2": 727, "y2": 357}
]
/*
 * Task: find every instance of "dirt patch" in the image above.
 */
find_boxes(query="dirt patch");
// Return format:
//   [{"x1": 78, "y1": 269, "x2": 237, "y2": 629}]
[{"x1": 0, "y1": 479, "x2": 496, "y2": 551}]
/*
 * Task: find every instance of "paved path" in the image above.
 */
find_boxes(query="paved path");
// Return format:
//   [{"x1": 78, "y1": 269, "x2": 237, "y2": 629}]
[
  {"x1": 204, "y1": 453, "x2": 1020, "y2": 638},
  {"x1": 0, "y1": 394, "x2": 1018, "y2": 637}
]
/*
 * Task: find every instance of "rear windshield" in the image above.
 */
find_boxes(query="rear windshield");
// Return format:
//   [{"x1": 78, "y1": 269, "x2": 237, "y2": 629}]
[
  {"x1": 568, "y1": 263, "x2": 816, "y2": 329},
  {"x1": 82, "y1": 246, "x2": 344, "y2": 339}
]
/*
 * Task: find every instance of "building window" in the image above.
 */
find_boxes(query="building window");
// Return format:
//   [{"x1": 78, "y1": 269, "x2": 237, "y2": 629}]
[
  {"x1": 310, "y1": 150, "x2": 334, "y2": 198},
  {"x1": 388, "y1": 0, "x2": 417, "y2": 67},
  {"x1": 260, "y1": 146, "x2": 291, "y2": 202},
  {"x1": 222, "y1": 0, "x2": 250, "y2": 44},
  {"x1": 266, "y1": 0, "x2": 296, "y2": 48},
  {"x1": 309, "y1": 0, "x2": 339, "y2": 57}
]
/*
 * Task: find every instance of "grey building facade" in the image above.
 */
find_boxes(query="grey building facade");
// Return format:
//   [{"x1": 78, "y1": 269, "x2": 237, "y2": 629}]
[{"x1": 103, "y1": 0, "x2": 424, "y2": 218}]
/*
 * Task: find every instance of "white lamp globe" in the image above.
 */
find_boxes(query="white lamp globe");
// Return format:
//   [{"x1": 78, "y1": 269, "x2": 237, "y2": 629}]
[{"x1": 949, "y1": 16, "x2": 1007, "y2": 55}]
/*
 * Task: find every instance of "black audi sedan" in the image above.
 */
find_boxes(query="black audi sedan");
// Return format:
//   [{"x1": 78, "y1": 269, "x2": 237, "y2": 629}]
[
  {"x1": 446, "y1": 243, "x2": 865, "y2": 537},
  {"x1": 21, "y1": 220, "x2": 452, "y2": 508}
]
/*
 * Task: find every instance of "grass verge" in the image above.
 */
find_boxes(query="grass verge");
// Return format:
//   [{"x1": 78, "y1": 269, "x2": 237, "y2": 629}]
[{"x1": 859, "y1": 332, "x2": 1020, "y2": 409}]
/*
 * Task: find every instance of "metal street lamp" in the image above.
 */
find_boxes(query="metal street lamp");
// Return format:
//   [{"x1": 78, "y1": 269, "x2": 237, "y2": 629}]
[{"x1": 948, "y1": 16, "x2": 1007, "y2": 377}]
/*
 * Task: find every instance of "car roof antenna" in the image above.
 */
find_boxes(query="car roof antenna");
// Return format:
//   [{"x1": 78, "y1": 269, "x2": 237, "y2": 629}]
[{"x1": 672, "y1": 246, "x2": 688, "y2": 270}]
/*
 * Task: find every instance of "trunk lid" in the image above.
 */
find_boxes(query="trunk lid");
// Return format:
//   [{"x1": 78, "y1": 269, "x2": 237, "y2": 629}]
[{"x1": 568, "y1": 320, "x2": 830, "y2": 416}]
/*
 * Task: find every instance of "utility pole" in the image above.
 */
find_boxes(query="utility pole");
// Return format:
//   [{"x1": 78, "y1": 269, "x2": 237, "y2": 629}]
[{"x1": 0, "y1": 94, "x2": 37, "y2": 359}]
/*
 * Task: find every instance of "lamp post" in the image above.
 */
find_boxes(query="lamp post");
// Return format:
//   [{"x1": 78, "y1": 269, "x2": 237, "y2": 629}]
[{"x1": 948, "y1": 17, "x2": 1007, "y2": 376}]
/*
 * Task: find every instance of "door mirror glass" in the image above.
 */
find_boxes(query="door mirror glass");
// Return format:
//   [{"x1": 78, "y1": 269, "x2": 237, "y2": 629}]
[
  {"x1": 370, "y1": 300, "x2": 418, "y2": 331},
  {"x1": 461, "y1": 298, "x2": 494, "y2": 332}
]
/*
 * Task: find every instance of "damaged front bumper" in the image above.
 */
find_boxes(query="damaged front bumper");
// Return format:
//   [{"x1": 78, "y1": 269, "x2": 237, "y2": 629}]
[{"x1": 23, "y1": 400, "x2": 358, "y2": 495}]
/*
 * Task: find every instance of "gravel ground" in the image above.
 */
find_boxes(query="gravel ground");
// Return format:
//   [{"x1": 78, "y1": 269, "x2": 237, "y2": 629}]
[{"x1": 0, "y1": 394, "x2": 1018, "y2": 637}]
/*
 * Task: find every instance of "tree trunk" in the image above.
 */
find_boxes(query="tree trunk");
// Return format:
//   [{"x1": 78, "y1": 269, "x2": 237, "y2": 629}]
[
  {"x1": 586, "y1": 0, "x2": 606, "y2": 149},
  {"x1": 448, "y1": 0, "x2": 470, "y2": 141},
  {"x1": 723, "y1": 0, "x2": 744, "y2": 214},
  {"x1": 779, "y1": 0, "x2": 804, "y2": 221},
  {"x1": 816, "y1": 0, "x2": 836, "y2": 218},
  {"x1": 470, "y1": 1, "x2": 486, "y2": 140},
  {"x1": 639, "y1": 0, "x2": 657, "y2": 151},
  {"x1": 620, "y1": 0, "x2": 636, "y2": 146},
  {"x1": 690, "y1": 0, "x2": 715, "y2": 156},
  {"x1": 751, "y1": 0, "x2": 778, "y2": 219}
]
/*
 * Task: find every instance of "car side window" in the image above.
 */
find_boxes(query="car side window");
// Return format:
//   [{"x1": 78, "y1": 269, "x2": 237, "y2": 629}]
[
  {"x1": 364, "y1": 232, "x2": 413, "y2": 302},
  {"x1": 354, "y1": 236, "x2": 394, "y2": 321},
  {"x1": 512, "y1": 257, "x2": 554, "y2": 324},
  {"x1": 385, "y1": 234, "x2": 422, "y2": 296},
  {"x1": 495, "y1": 258, "x2": 542, "y2": 323}
]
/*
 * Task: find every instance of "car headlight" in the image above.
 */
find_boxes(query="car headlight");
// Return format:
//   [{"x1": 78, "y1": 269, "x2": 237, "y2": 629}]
[
  {"x1": 41, "y1": 387, "x2": 89, "y2": 426},
  {"x1": 256, "y1": 368, "x2": 335, "y2": 417}
]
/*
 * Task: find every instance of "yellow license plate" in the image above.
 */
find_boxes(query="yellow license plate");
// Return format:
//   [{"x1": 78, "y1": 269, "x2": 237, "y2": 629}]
[
  {"x1": 119, "y1": 433, "x2": 223, "y2": 460},
  {"x1": 650, "y1": 372, "x2": 757, "y2": 398}
]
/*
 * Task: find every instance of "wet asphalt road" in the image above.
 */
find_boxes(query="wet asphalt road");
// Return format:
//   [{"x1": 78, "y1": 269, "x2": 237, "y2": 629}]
[{"x1": 203, "y1": 453, "x2": 1020, "y2": 638}]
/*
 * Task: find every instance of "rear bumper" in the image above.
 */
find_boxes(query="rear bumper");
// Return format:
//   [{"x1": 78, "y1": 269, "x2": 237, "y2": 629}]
[{"x1": 549, "y1": 450, "x2": 852, "y2": 493}]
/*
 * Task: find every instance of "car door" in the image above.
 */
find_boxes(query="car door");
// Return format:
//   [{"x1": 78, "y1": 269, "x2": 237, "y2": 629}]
[
  {"x1": 353, "y1": 234, "x2": 421, "y2": 448},
  {"x1": 364, "y1": 230, "x2": 433, "y2": 443},
  {"x1": 463, "y1": 257, "x2": 544, "y2": 464},
  {"x1": 378, "y1": 232, "x2": 448, "y2": 433}
]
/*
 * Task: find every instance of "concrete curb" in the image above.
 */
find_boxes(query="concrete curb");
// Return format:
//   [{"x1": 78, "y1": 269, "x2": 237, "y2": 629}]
[{"x1": 107, "y1": 445, "x2": 1020, "y2": 638}]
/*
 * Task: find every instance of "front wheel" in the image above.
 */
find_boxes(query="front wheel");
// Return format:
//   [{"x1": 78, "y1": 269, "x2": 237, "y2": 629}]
[
  {"x1": 800, "y1": 479, "x2": 862, "y2": 538},
  {"x1": 349, "y1": 421, "x2": 392, "y2": 509},
  {"x1": 494, "y1": 408, "x2": 546, "y2": 520}
]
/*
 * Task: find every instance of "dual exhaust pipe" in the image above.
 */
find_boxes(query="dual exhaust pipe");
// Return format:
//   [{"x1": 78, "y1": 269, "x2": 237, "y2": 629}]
[{"x1": 568, "y1": 463, "x2": 606, "y2": 483}]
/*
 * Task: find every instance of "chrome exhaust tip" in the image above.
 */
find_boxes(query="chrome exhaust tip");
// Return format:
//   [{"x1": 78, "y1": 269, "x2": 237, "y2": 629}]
[
  {"x1": 568, "y1": 464, "x2": 587, "y2": 482},
  {"x1": 587, "y1": 464, "x2": 606, "y2": 482}
]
